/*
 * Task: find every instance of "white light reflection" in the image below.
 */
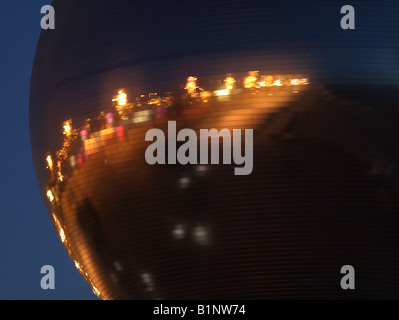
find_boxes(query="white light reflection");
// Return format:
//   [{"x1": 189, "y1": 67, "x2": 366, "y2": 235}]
[
  {"x1": 214, "y1": 89, "x2": 230, "y2": 96},
  {"x1": 193, "y1": 225, "x2": 210, "y2": 246},
  {"x1": 172, "y1": 223, "x2": 186, "y2": 240},
  {"x1": 141, "y1": 272, "x2": 155, "y2": 292},
  {"x1": 178, "y1": 177, "x2": 191, "y2": 189},
  {"x1": 113, "y1": 261, "x2": 123, "y2": 272},
  {"x1": 46, "y1": 189, "x2": 54, "y2": 202},
  {"x1": 195, "y1": 165, "x2": 208, "y2": 176}
]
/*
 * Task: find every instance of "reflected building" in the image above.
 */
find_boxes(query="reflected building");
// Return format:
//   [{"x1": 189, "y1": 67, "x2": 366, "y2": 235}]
[{"x1": 30, "y1": 0, "x2": 399, "y2": 299}]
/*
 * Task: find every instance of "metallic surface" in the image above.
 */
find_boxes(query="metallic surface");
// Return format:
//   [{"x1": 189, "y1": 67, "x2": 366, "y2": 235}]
[{"x1": 30, "y1": 0, "x2": 399, "y2": 299}]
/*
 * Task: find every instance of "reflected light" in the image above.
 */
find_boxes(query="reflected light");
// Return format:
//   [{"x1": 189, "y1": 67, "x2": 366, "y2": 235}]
[
  {"x1": 113, "y1": 261, "x2": 123, "y2": 272},
  {"x1": 46, "y1": 155, "x2": 53, "y2": 170},
  {"x1": 75, "y1": 261, "x2": 83, "y2": 273},
  {"x1": 141, "y1": 272, "x2": 155, "y2": 292},
  {"x1": 271, "y1": 79, "x2": 282, "y2": 87},
  {"x1": 290, "y1": 78, "x2": 309, "y2": 86},
  {"x1": 185, "y1": 76, "x2": 198, "y2": 95},
  {"x1": 91, "y1": 284, "x2": 101, "y2": 297},
  {"x1": 113, "y1": 90, "x2": 128, "y2": 106},
  {"x1": 52, "y1": 213, "x2": 66, "y2": 243},
  {"x1": 257, "y1": 80, "x2": 266, "y2": 88},
  {"x1": 224, "y1": 76, "x2": 236, "y2": 90},
  {"x1": 244, "y1": 73, "x2": 258, "y2": 89},
  {"x1": 74, "y1": 260, "x2": 101, "y2": 298},
  {"x1": 63, "y1": 120, "x2": 72, "y2": 137},
  {"x1": 59, "y1": 227, "x2": 66, "y2": 243},
  {"x1": 193, "y1": 225, "x2": 209, "y2": 246},
  {"x1": 290, "y1": 78, "x2": 301, "y2": 86},
  {"x1": 214, "y1": 89, "x2": 230, "y2": 96},
  {"x1": 196, "y1": 165, "x2": 208, "y2": 176},
  {"x1": 172, "y1": 224, "x2": 186, "y2": 239},
  {"x1": 200, "y1": 90, "x2": 211, "y2": 102},
  {"x1": 46, "y1": 189, "x2": 54, "y2": 202},
  {"x1": 179, "y1": 177, "x2": 191, "y2": 189}
]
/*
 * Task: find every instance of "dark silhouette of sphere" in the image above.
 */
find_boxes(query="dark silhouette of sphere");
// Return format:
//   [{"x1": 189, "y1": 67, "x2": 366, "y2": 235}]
[{"x1": 30, "y1": 0, "x2": 399, "y2": 299}]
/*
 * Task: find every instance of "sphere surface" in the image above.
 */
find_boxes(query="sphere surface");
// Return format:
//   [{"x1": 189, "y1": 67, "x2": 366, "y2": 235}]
[{"x1": 30, "y1": 0, "x2": 399, "y2": 299}]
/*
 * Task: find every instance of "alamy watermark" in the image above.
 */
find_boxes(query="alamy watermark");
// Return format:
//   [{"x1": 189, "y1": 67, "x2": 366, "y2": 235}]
[
  {"x1": 145, "y1": 121, "x2": 253, "y2": 175},
  {"x1": 340, "y1": 5, "x2": 355, "y2": 30},
  {"x1": 340, "y1": 265, "x2": 355, "y2": 290},
  {"x1": 40, "y1": 265, "x2": 55, "y2": 290},
  {"x1": 40, "y1": 5, "x2": 355, "y2": 31},
  {"x1": 40, "y1": 5, "x2": 55, "y2": 30}
]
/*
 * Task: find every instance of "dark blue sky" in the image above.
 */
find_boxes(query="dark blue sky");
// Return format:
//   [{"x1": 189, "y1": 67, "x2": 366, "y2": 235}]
[{"x1": 0, "y1": 1, "x2": 97, "y2": 299}]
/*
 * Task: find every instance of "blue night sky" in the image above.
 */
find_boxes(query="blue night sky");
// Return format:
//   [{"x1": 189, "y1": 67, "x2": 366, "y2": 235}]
[{"x1": 0, "y1": 1, "x2": 97, "y2": 299}]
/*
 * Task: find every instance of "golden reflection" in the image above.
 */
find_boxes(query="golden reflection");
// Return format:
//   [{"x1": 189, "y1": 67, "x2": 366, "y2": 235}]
[
  {"x1": 271, "y1": 79, "x2": 283, "y2": 87},
  {"x1": 113, "y1": 90, "x2": 133, "y2": 120},
  {"x1": 43, "y1": 69, "x2": 311, "y2": 300},
  {"x1": 214, "y1": 89, "x2": 230, "y2": 96},
  {"x1": 200, "y1": 89, "x2": 211, "y2": 102},
  {"x1": 290, "y1": 78, "x2": 309, "y2": 86},
  {"x1": 59, "y1": 226, "x2": 66, "y2": 243},
  {"x1": 113, "y1": 90, "x2": 127, "y2": 106},
  {"x1": 52, "y1": 213, "x2": 67, "y2": 243},
  {"x1": 148, "y1": 92, "x2": 161, "y2": 105},
  {"x1": 74, "y1": 260, "x2": 83, "y2": 273},
  {"x1": 46, "y1": 155, "x2": 53, "y2": 170},
  {"x1": 224, "y1": 76, "x2": 236, "y2": 90},
  {"x1": 63, "y1": 119, "x2": 72, "y2": 137},
  {"x1": 257, "y1": 80, "x2": 266, "y2": 88},
  {"x1": 244, "y1": 71, "x2": 258, "y2": 89},
  {"x1": 185, "y1": 76, "x2": 198, "y2": 95},
  {"x1": 45, "y1": 71, "x2": 310, "y2": 184},
  {"x1": 91, "y1": 284, "x2": 101, "y2": 297},
  {"x1": 74, "y1": 260, "x2": 102, "y2": 298},
  {"x1": 46, "y1": 189, "x2": 54, "y2": 202}
]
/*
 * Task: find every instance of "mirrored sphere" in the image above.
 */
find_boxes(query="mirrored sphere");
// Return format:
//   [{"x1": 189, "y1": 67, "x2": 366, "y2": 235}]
[{"x1": 30, "y1": 0, "x2": 399, "y2": 299}]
